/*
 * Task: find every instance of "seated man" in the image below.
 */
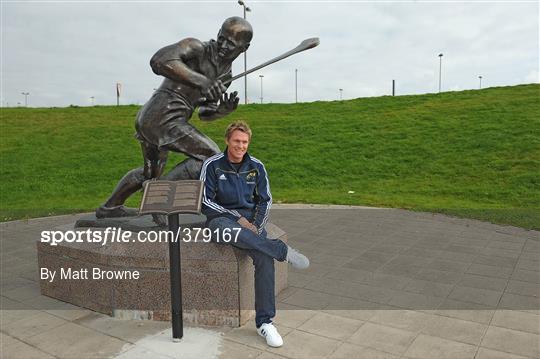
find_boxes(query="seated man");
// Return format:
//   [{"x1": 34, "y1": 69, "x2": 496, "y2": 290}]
[{"x1": 200, "y1": 120, "x2": 309, "y2": 347}]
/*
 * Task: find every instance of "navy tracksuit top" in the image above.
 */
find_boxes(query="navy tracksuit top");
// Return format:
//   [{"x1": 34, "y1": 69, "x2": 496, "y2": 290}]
[{"x1": 200, "y1": 149, "x2": 272, "y2": 234}]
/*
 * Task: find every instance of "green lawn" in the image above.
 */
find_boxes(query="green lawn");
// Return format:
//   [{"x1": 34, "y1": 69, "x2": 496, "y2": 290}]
[{"x1": 1, "y1": 84, "x2": 539, "y2": 229}]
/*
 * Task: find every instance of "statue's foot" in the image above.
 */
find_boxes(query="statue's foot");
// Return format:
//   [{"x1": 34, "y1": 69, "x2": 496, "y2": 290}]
[
  {"x1": 96, "y1": 205, "x2": 138, "y2": 219},
  {"x1": 152, "y1": 214, "x2": 167, "y2": 227}
]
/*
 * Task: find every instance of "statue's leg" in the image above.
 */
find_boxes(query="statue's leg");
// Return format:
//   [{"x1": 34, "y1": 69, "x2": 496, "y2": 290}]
[
  {"x1": 162, "y1": 157, "x2": 203, "y2": 181},
  {"x1": 144, "y1": 142, "x2": 169, "y2": 179},
  {"x1": 96, "y1": 141, "x2": 167, "y2": 218},
  {"x1": 162, "y1": 125, "x2": 220, "y2": 180}
]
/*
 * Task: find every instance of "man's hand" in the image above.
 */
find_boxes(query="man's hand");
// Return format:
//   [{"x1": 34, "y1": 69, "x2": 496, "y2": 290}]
[
  {"x1": 202, "y1": 80, "x2": 227, "y2": 102},
  {"x1": 237, "y1": 217, "x2": 258, "y2": 234}
]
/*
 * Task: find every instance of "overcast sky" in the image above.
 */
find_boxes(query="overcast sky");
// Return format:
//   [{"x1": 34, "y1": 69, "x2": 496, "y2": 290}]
[{"x1": 2, "y1": 1, "x2": 538, "y2": 107}]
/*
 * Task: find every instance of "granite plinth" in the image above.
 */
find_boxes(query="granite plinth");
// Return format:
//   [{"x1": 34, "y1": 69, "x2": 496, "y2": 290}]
[
  {"x1": 37, "y1": 214, "x2": 288, "y2": 327},
  {"x1": 74, "y1": 213, "x2": 206, "y2": 231}
]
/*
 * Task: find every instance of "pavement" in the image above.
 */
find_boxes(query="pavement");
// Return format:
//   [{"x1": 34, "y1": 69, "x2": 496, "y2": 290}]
[{"x1": 1, "y1": 205, "x2": 539, "y2": 359}]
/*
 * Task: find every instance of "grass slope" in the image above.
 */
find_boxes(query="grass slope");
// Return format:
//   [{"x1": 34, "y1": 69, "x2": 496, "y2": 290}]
[{"x1": 1, "y1": 84, "x2": 539, "y2": 229}]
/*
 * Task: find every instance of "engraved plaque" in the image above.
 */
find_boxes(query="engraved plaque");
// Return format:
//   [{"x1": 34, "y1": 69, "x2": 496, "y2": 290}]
[{"x1": 139, "y1": 180, "x2": 203, "y2": 215}]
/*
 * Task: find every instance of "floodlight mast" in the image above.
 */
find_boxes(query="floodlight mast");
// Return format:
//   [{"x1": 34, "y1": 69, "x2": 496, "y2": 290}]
[
  {"x1": 259, "y1": 75, "x2": 264, "y2": 104},
  {"x1": 21, "y1": 92, "x2": 30, "y2": 107},
  {"x1": 438, "y1": 53, "x2": 443, "y2": 93},
  {"x1": 238, "y1": 0, "x2": 251, "y2": 104},
  {"x1": 295, "y1": 69, "x2": 298, "y2": 103}
]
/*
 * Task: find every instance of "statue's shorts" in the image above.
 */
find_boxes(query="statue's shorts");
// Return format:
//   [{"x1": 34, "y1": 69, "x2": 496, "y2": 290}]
[{"x1": 135, "y1": 90, "x2": 219, "y2": 161}]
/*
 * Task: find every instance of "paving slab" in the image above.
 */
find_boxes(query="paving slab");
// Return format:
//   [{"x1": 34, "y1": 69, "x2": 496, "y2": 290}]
[
  {"x1": 267, "y1": 329, "x2": 340, "y2": 359},
  {"x1": 347, "y1": 322, "x2": 417, "y2": 355},
  {"x1": 256, "y1": 351, "x2": 292, "y2": 359},
  {"x1": 481, "y1": 326, "x2": 540, "y2": 358},
  {"x1": 24, "y1": 322, "x2": 130, "y2": 358},
  {"x1": 329, "y1": 342, "x2": 399, "y2": 359},
  {"x1": 512, "y1": 269, "x2": 540, "y2": 284},
  {"x1": 420, "y1": 315, "x2": 487, "y2": 345},
  {"x1": 506, "y1": 279, "x2": 540, "y2": 297},
  {"x1": 74, "y1": 312, "x2": 172, "y2": 342},
  {"x1": 321, "y1": 297, "x2": 383, "y2": 322},
  {"x1": 457, "y1": 273, "x2": 508, "y2": 292},
  {"x1": 368, "y1": 309, "x2": 436, "y2": 332},
  {"x1": 516, "y1": 258, "x2": 540, "y2": 272},
  {"x1": 466, "y1": 263, "x2": 513, "y2": 279},
  {"x1": 217, "y1": 340, "x2": 263, "y2": 359},
  {"x1": 274, "y1": 303, "x2": 317, "y2": 328},
  {"x1": 448, "y1": 285, "x2": 503, "y2": 307},
  {"x1": 435, "y1": 298, "x2": 496, "y2": 324},
  {"x1": 296, "y1": 312, "x2": 364, "y2": 340},
  {"x1": 114, "y1": 327, "x2": 223, "y2": 359},
  {"x1": 404, "y1": 278, "x2": 455, "y2": 297},
  {"x1": 2, "y1": 283, "x2": 42, "y2": 302},
  {"x1": 2, "y1": 334, "x2": 56, "y2": 359},
  {"x1": 388, "y1": 291, "x2": 445, "y2": 311},
  {"x1": 404, "y1": 334, "x2": 477, "y2": 359},
  {"x1": 2, "y1": 310, "x2": 67, "y2": 340},
  {"x1": 499, "y1": 292, "x2": 540, "y2": 314},
  {"x1": 490, "y1": 309, "x2": 540, "y2": 335},
  {"x1": 475, "y1": 347, "x2": 533, "y2": 359}
]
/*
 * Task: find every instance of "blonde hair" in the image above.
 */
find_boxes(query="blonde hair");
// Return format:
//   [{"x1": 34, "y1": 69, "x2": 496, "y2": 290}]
[{"x1": 225, "y1": 120, "x2": 252, "y2": 140}]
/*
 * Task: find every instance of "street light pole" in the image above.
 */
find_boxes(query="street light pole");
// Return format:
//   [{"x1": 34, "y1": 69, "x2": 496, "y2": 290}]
[
  {"x1": 438, "y1": 53, "x2": 443, "y2": 93},
  {"x1": 295, "y1": 69, "x2": 298, "y2": 103},
  {"x1": 116, "y1": 83, "x2": 122, "y2": 106},
  {"x1": 21, "y1": 92, "x2": 30, "y2": 107},
  {"x1": 259, "y1": 75, "x2": 264, "y2": 104},
  {"x1": 238, "y1": 1, "x2": 251, "y2": 104},
  {"x1": 478, "y1": 75, "x2": 483, "y2": 89},
  {"x1": 339, "y1": 88, "x2": 343, "y2": 101}
]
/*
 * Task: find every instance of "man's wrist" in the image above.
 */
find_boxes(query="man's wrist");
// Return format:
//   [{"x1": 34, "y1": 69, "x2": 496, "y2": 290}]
[{"x1": 237, "y1": 216, "x2": 249, "y2": 226}]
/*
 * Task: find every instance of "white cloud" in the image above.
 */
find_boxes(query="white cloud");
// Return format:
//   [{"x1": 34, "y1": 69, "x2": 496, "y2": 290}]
[{"x1": 525, "y1": 69, "x2": 539, "y2": 83}]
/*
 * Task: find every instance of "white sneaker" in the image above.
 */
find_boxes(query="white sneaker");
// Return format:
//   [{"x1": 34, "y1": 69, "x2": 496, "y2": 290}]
[
  {"x1": 286, "y1": 246, "x2": 310, "y2": 270},
  {"x1": 257, "y1": 323, "x2": 283, "y2": 347}
]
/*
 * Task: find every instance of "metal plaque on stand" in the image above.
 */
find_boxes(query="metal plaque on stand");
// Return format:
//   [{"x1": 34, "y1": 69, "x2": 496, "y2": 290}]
[{"x1": 139, "y1": 179, "x2": 204, "y2": 341}]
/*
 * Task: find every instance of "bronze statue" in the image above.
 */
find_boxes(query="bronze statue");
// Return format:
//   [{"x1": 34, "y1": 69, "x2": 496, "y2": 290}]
[{"x1": 97, "y1": 17, "x2": 252, "y2": 218}]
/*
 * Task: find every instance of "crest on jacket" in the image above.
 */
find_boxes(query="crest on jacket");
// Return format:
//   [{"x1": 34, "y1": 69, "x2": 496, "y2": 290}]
[{"x1": 245, "y1": 170, "x2": 257, "y2": 183}]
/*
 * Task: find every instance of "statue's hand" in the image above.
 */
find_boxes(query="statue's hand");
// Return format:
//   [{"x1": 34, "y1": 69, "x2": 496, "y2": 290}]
[
  {"x1": 203, "y1": 102, "x2": 219, "y2": 111},
  {"x1": 202, "y1": 80, "x2": 227, "y2": 102},
  {"x1": 217, "y1": 91, "x2": 239, "y2": 115}
]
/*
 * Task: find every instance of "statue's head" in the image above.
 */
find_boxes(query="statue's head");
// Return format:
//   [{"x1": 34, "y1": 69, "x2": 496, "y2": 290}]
[{"x1": 217, "y1": 17, "x2": 253, "y2": 61}]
